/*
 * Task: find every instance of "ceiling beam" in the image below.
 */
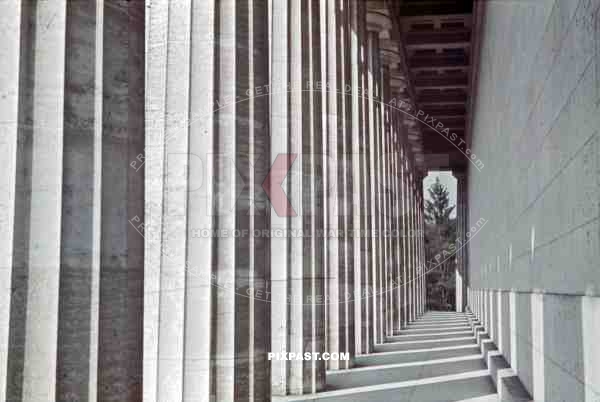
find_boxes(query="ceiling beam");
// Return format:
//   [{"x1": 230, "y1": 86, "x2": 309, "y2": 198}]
[
  {"x1": 405, "y1": 29, "x2": 471, "y2": 46},
  {"x1": 413, "y1": 74, "x2": 469, "y2": 89},
  {"x1": 409, "y1": 53, "x2": 469, "y2": 69},
  {"x1": 421, "y1": 105, "x2": 467, "y2": 116},
  {"x1": 417, "y1": 92, "x2": 467, "y2": 104}
]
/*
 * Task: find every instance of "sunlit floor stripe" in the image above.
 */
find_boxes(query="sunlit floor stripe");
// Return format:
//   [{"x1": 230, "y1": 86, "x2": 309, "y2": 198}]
[
  {"x1": 272, "y1": 370, "x2": 492, "y2": 401},
  {"x1": 327, "y1": 354, "x2": 484, "y2": 374}
]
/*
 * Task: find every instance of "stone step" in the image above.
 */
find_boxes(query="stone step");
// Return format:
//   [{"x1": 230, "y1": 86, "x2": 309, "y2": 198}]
[
  {"x1": 396, "y1": 325, "x2": 472, "y2": 334},
  {"x1": 486, "y1": 351, "x2": 532, "y2": 402},
  {"x1": 388, "y1": 330, "x2": 474, "y2": 341},
  {"x1": 406, "y1": 320, "x2": 470, "y2": 328},
  {"x1": 456, "y1": 395, "x2": 500, "y2": 402},
  {"x1": 418, "y1": 317, "x2": 469, "y2": 322},
  {"x1": 499, "y1": 375, "x2": 533, "y2": 401},
  {"x1": 417, "y1": 313, "x2": 469, "y2": 319},
  {"x1": 422, "y1": 311, "x2": 467, "y2": 316},
  {"x1": 272, "y1": 370, "x2": 497, "y2": 402},
  {"x1": 409, "y1": 319, "x2": 470, "y2": 326},
  {"x1": 376, "y1": 336, "x2": 477, "y2": 352},
  {"x1": 356, "y1": 344, "x2": 482, "y2": 366},
  {"x1": 326, "y1": 355, "x2": 486, "y2": 389},
  {"x1": 273, "y1": 311, "x2": 532, "y2": 402}
]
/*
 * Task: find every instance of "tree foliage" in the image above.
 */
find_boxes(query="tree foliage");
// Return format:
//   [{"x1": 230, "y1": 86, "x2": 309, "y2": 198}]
[
  {"x1": 425, "y1": 177, "x2": 455, "y2": 225},
  {"x1": 424, "y1": 177, "x2": 457, "y2": 311}
]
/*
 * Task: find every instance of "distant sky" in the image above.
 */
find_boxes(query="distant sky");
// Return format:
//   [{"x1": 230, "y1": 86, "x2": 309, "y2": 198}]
[{"x1": 423, "y1": 171, "x2": 457, "y2": 219}]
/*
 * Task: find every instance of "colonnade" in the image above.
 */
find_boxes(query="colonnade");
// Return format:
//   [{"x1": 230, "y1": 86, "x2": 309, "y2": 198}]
[
  {"x1": 0, "y1": 0, "x2": 426, "y2": 401},
  {"x1": 0, "y1": 1, "x2": 145, "y2": 401},
  {"x1": 145, "y1": 0, "x2": 427, "y2": 399}
]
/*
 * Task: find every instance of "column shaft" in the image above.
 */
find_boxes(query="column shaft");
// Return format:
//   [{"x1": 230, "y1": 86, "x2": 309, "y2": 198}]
[
  {"x1": 145, "y1": 1, "x2": 271, "y2": 400},
  {"x1": 381, "y1": 66, "x2": 392, "y2": 337},
  {"x1": 1, "y1": 2, "x2": 145, "y2": 401},
  {"x1": 0, "y1": 2, "x2": 21, "y2": 399},
  {"x1": 365, "y1": 31, "x2": 378, "y2": 344},
  {"x1": 401, "y1": 154, "x2": 408, "y2": 327},
  {"x1": 350, "y1": 0, "x2": 366, "y2": 356},
  {"x1": 326, "y1": 0, "x2": 345, "y2": 371},
  {"x1": 455, "y1": 171, "x2": 468, "y2": 312},
  {"x1": 375, "y1": 63, "x2": 384, "y2": 343},
  {"x1": 359, "y1": 8, "x2": 374, "y2": 354},
  {"x1": 392, "y1": 109, "x2": 402, "y2": 332},
  {"x1": 340, "y1": 0, "x2": 355, "y2": 370},
  {"x1": 290, "y1": 0, "x2": 326, "y2": 392},
  {"x1": 270, "y1": 0, "x2": 291, "y2": 395}
]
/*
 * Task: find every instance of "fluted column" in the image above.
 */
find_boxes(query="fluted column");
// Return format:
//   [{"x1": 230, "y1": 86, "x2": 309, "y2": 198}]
[
  {"x1": 455, "y1": 171, "x2": 468, "y2": 312},
  {"x1": 401, "y1": 155, "x2": 409, "y2": 326},
  {"x1": 410, "y1": 171, "x2": 417, "y2": 321},
  {"x1": 341, "y1": 0, "x2": 355, "y2": 370},
  {"x1": 421, "y1": 193, "x2": 426, "y2": 314},
  {"x1": 398, "y1": 118, "x2": 406, "y2": 326},
  {"x1": 418, "y1": 187, "x2": 425, "y2": 315},
  {"x1": 359, "y1": 0, "x2": 375, "y2": 353},
  {"x1": 385, "y1": 44, "x2": 403, "y2": 332},
  {"x1": 351, "y1": 0, "x2": 370, "y2": 356},
  {"x1": 0, "y1": 4, "x2": 21, "y2": 399},
  {"x1": 379, "y1": 37, "x2": 402, "y2": 338},
  {"x1": 404, "y1": 169, "x2": 411, "y2": 322},
  {"x1": 422, "y1": 193, "x2": 426, "y2": 314},
  {"x1": 390, "y1": 106, "x2": 403, "y2": 332},
  {"x1": 271, "y1": 0, "x2": 326, "y2": 395},
  {"x1": 366, "y1": 32, "x2": 378, "y2": 343},
  {"x1": 417, "y1": 187, "x2": 422, "y2": 316},
  {"x1": 415, "y1": 188, "x2": 420, "y2": 317},
  {"x1": 145, "y1": 1, "x2": 273, "y2": 400},
  {"x1": 413, "y1": 175, "x2": 420, "y2": 318},
  {"x1": 270, "y1": 0, "x2": 290, "y2": 395},
  {"x1": 380, "y1": 65, "x2": 391, "y2": 337},
  {"x1": 0, "y1": 2, "x2": 144, "y2": 401},
  {"x1": 366, "y1": 2, "x2": 393, "y2": 345},
  {"x1": 326, "y1": 0, "x2": 352, "y2": 371}
]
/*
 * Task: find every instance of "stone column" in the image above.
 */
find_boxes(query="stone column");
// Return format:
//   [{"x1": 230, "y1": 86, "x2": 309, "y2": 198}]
[
  {"x1": 144, "y1": 0, "x2": 274, "y2": 400},
  {"x1": 326, "y1": 0, "x2": 352, "y2": 371},
  {"x1": 421, "y1": 195, "x2": 426, "y2": 314},
  {"x1": 0, "y1": 2, "x2": 145, "y2": 401},
  {"x1": 350, "y1": 0, "x2": 370, "y2": 356},
  {"x1": 415, "y1": 188, "x2": 420, "y2": 317},
  {"x1": 390, "y1": 106, "x2": 403, "y2": 332},
  {"x1": 340, "y1": 0, "x2": 355, "y2": 370},
  {"x1": 399, "y1": 126, "x2": 407, "y2": 323},
  {"x1": 454, "y1": 171, "x2": 468, "y2": 312},
  {"x1": 418, "y1": 194, "x2": 422, "y2": 315},
  {"x1": 401, "y1": 154, "x2": 408, "y2": 326},
  {"x1": 380, "y1": 65, "x2": 391, "y2": 337},
  {"x1": 366, "y1": 27, "x2": 378, "y2": 344},
  {"x1": 0, "y1": 4, "x2": 21, "y2": 398},
  {"x1": 418, "y1": 186, "x2": 423, "y2": 316},
  {"x1": 408, "y1": 173, "x2": 413, "y2": 321},
  {"x1": 366, "y1": 2, "x2": 392, "y2": 344},
  {"x1": 415, "y1": 184, "x2": 420, "y2": 317},
  {"x1": 271, "y1": 0, "x2": 326, "y2": 395},
  {"x1": 418, "y1": 188, "x2": 425, "y2": 315},
  {"x1": 411, "y1": 171, "x2": 417, "y2": 321},
  {"x1": 270, "y1": 0, "x2": 291, "y2": 395},
  {"x1": 359, "y1": 0, "x2": 375, "y2": 353},
  {"x1": 379, "y1": 39, "x2": 401, "y2": 336}
]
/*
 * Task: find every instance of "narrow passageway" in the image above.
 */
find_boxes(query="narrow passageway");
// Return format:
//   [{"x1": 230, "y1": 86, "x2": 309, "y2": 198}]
[
  {"x1": 1, "y1": 0, "x2": 598, "y2": 401},
  {"x1": 275, "y1": 311, "x2": 531, "y2": 402}
]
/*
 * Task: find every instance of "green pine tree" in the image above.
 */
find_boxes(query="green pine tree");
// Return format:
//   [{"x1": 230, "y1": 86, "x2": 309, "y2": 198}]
[
  {"x1": 424, "y1": 177, "x2": 457, "y2": 310},
  {"x1": 425, "y1": 177, "x2": 455, "y2": 225}
]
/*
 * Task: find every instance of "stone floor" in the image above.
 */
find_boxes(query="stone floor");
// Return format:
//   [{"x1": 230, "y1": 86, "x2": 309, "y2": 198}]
[{"x1": 274, "y1": 311, "x2": 532, "y2": 402}]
